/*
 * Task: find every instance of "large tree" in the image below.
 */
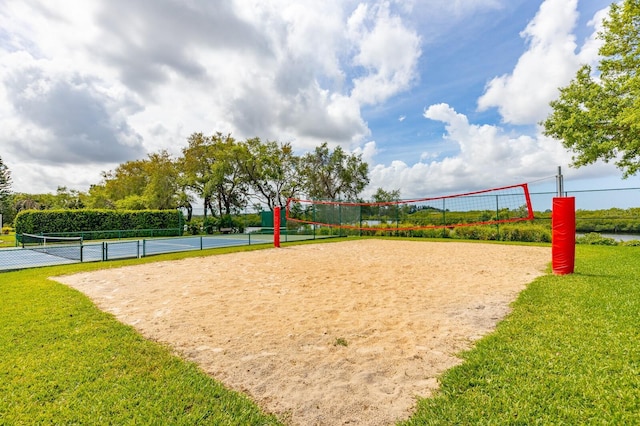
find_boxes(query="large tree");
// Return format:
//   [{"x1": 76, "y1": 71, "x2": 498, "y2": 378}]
[
  {"x1": 88, "y1": 151, "x2": 181, "y2": 210},
  {"x1": 241, "y1": 138, "x2": 302, "y2": 210},
  {"x1": 180, "y1": 132, "x2": 248, "y2": 218},
  {"x1": 207, "y1": 133, "x2": 248, "y2": 216},
  {"x1": 299, "y1": 142, "x2": 369, "y2": 200},
  {"x1": 141, "y1": 151, "x2": 181, "y2": 210},
  {"x1": 543, "y1": 0, "x2": 640, "y2": 177}
]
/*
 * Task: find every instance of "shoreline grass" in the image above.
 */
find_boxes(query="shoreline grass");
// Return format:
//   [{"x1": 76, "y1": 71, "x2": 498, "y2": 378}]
[
  {"x1": 2, "y1": 241, "x2": 639, "y2": 424},
  {"x1": 402, "y1": 244, "x2": 640, "y2": 425},
  {"x1": 0, "y1": 246, "x2": 284, "y2": 425}
]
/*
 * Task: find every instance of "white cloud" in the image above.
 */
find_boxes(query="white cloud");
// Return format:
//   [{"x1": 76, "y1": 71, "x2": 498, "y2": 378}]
[
  {"x1": 360, "y1": 1, "x2": 620, "y2": 202},
  {"x1": 0, "y1": 0, "x2": 424, "y2": 193},
  {"x1": 477, "y1": 0, "x2": 607, "y2": 125},
  {"x1": 578, "y1": 5, "x2": 610, "y2": 64},
  {"x1": 348, "y1": 2, "x2": 422, "y2": 105},
  {"x1": 0, "y1": 0, "x2": 620, "y2": 202},
  {"x1": 364, "y1": 103, "x2": 612, "y2": 199},
  {"x1": 353, "y1": 140, "x2": 379, "y2": 166}
]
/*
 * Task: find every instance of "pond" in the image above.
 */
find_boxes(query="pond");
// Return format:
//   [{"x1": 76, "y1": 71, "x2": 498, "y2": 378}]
[{"x1": 577, "y1": 233, "x2": 640, "y2": 242}]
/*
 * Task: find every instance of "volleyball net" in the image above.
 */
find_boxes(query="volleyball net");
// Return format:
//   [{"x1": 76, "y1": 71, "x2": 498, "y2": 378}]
[{"x1": 286, "y1": 183, "x2": 534, "y2": 232}]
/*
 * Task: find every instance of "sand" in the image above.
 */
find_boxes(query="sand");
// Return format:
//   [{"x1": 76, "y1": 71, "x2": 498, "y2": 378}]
[{"x1": 55, "y1": 239, "x2": 549, "y2": 425}]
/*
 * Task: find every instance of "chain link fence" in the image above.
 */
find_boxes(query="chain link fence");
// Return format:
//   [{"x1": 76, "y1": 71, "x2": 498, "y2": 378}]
[{"x1": 1, "y1": 232, "x2": 330, "y2": 272}]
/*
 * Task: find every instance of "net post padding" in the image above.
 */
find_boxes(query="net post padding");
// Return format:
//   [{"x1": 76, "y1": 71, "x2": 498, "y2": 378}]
[
  {"x1": 274, "y1": 206, "x2": 281, "y2": 248},
  {"x1": 552, "y1": 197, "x2": 575, "y2": 275}
]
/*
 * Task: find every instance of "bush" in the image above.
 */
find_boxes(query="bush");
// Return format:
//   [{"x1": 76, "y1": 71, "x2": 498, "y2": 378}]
[
  {"x1": 443, "y1": 224, "x2": 551, "y2": 242},
  {"x1": 14, "y1": 209, "x2": 184, "y2": 240},
  {"x1": 498, "y1": 224, "x2": 552, "y2": 243},
  {"x1": 576, "y1": 233, "x2": 618, "y2": 246},
  {"x1": 185, "y1": 219, "x2": 202, "y2": 235},
  {"x1": 202, "y1": 218, "x2": 216, "y2": 235},
  {"x1": 451, "y1": 226, "x2": 499, "y2": 241}
]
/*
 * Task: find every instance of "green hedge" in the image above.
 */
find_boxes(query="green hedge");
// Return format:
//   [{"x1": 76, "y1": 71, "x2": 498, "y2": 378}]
[
  {"x1": 451, "y1": 224, "x2": 551, "y2": 242},
  {"x1": 15, "y1": 209, "x2": 183, "y2": 238},
  {"x1": 312, "y1": 223, "x2": 552, "y2": 242}
]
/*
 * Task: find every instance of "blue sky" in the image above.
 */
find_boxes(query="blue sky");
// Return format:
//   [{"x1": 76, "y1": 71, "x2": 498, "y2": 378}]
[{"x1": 1, "y1": 0, "x2": 637, "y2": 210}]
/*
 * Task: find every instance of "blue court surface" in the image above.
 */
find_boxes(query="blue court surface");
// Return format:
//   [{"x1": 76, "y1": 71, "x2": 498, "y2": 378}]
[{"x1": 0, "y1": 233, "x2": 320, "y2": 272}]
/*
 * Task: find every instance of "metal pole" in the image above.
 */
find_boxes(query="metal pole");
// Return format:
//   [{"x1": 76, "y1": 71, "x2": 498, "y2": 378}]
[{"x1": 557, "y1": 166, "x2": 564, "y2": 197}]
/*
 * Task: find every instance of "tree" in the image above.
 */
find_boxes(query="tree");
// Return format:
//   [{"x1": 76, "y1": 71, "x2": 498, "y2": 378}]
[
  {"x1": 299, "y1": 142, "x2": 369, "y2": 200},
  {"x1": 180, "y1": 133, "x2": 217, "y2": 218},
  {"x1": 372, "y1": 188, "x2": 401, "y2": 203},
  {"x1": 142, "y1": 151, "x2": 180, "y2": 210},
  {"x1": 180, "y1": 132, "x2": 249, "y2": 218},
  {"x1": 241, "y1": 138, "x2": 302, "y2": 210},
  {"x1": 0, "y1": 156, "x2": 13, "y2": 223},
  {"x1": 83, "y1": 184, "x2": 115, "y2": 209},
  {"x1": 543, "y1": 0, "x2": 640, "y2": 177},
  {"x1": 207, "y1": 134, "x2": 249, "y2": 216},
  {"x1": 370, "y1": 188, "x2": 401, "y2": 220},
  {"x1": 87, "y1": 150, "x2": 181, "y2": 210},
  {"x1": 54, "y1": 186, "x2": 84, "y2": 209},
  {"x1": 100, "y1": 158, "x2": 148, "y2": 205}
]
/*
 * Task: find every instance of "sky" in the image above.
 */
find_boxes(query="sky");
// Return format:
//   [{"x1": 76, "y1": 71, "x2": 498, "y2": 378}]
[{"x1": 1, "y1": 0, "x2": 638, "y2": 210}]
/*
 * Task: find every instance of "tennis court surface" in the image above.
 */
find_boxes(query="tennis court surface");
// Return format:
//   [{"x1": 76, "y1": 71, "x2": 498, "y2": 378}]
[{"x1": 0, "y1": 233, "x2": 323, "y2": 271}]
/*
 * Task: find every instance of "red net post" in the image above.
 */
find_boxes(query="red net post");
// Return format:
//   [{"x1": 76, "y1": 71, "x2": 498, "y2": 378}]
[
  {"x1": 274, "y1": 206, "x2": 281, "y2": 248},
  {"x1": 552, "y1": 197, "x2": 575, "y2": 275}
]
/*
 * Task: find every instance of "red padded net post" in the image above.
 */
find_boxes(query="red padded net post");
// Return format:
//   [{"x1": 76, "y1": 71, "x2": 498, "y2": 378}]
[
  {"x1": 274, "y1": 206, "x2": 281, "y2": 248},
  {"x1": 552, "y1": 197, "x2": 575, "y2": 275}
]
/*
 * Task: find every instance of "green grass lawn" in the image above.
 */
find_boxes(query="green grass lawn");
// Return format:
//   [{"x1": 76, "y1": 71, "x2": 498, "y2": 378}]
[
  {"x1": 403, "y1": 244, "x2": 640, "y2": 425},
  {"x1": 0, "y1": 232, "x2": 15, "y2": 248},
  {"x1": 0, "y1": 247, "x2": 282, "y2": 425},
  {"x1": 1, "y1": 242, "x2": 639, "y2": 424}
]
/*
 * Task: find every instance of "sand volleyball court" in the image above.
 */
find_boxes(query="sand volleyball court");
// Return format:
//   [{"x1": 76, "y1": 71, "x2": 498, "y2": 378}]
[{"x1": 56, "y1": 239, "x2": 549, "y2": 425}]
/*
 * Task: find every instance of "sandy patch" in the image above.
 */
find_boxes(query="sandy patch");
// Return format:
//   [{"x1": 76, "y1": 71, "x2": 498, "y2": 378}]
[{"x1": 55, "y1": 239, "x2": 549, "y2": 425}]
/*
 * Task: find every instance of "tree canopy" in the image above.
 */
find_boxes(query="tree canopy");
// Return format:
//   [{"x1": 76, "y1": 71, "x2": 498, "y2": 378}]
[
  {"x1": 241, "y1": 138, "x2": 302, "y2": 210},
  {"x1": 88, "y1": 150, "x2": 182, "y2": 211},
  {"x1": 0, "y1": 156, "x2": 12, "y2": 221},
  {"x1": 543, "y1": 0, "x2": 640, "y2": 177},
  {"x1": 299, "y1": 142, "x2": 369, "y2": 200},
  {"x1": 4, "y1": 136, "x2": 371, "y2": 225}
]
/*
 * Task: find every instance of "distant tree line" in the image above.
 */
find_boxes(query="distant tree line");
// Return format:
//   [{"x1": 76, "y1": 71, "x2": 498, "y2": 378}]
[
  {"x1": 0, "y1": 135, "x2": 370, "y2": 226},
  {"x1": 0, "y1": 156, "x2": 11, "y2": 227}
]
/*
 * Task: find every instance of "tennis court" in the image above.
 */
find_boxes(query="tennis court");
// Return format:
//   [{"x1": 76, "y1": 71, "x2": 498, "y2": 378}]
[
  {"x1": 0, "y1": 233, "x2": 324, "y2": 271},
  {"x1": 0, "y1": 246, "x2": 78, "y2": 270}
]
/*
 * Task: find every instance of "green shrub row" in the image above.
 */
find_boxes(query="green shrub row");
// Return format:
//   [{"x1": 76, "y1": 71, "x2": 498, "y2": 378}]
[
  {"x1": 15, "y1": 209, "x2": 184, "y2": 238},
  {"x1": 576, "y1": 219, "x2": 640, "y2": 233},
  {"x1": 451, "y1": 224, "x2": 552, "y2": 242},
  {"x1": 311, "y1": 223, "x2": 552, "y2": 242},
  {"x1": 576, "y1": 232, "x2": 640, "y2": 246}
]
